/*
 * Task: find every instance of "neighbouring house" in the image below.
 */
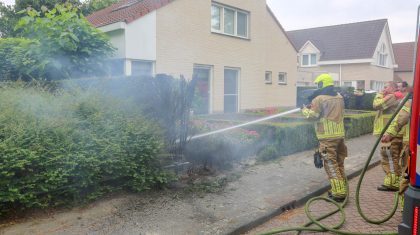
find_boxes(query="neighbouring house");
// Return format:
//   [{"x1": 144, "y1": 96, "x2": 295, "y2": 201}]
[
  {"x1": 393, "y1": 42, "x2": 415, "y2": 85},
  {"x1": 87, "y1": 0, "x2": 298, "y2": 114},
  {"x1": 287, "y1": 19, "x2": 397, "y2": 91}
]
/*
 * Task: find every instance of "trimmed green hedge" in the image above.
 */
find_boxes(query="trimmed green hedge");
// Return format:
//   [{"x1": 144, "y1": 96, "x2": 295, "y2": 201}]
[
  {"x1": 188, "y1": 111, "x2": 376, "y2": 166},
  {"x1": 344, "y1": 112, "x2": 376, "y2": 138},
  {"x1": 0, "y1": 84, "x2": 170, "y2": 216},
  {"x1": 296, "y1": 86, "x2": 376, "y2": 111}
]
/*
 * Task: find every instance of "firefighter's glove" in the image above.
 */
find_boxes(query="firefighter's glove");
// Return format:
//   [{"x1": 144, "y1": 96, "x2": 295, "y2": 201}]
[{"x1": 313, "y1": 150, "x2": 323, "y2": 169}]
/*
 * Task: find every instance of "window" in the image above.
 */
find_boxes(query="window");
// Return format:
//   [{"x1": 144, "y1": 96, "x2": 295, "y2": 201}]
[
  {"x1": 237, "y1": 12, "x2": 248, "y2": 37},
  {"x1": 343, "y1": 81, "x2": 353, "y2": 87},
  {"x1": 224, "y1": 68, "x2": 239, "y2": 113},
  {"x1": 377, "y1": 43, "x2": 388, "y2": 67},
  {"x1": 211, "y1": 3, "x2": 249, "y2": 38},
  {"x1": 265, "y1": 71, "x2": 272, "y2": 84},
  {"x1": 132, "y1": 60, "x2": 153, "y2": 77},
  {"x1": 371, "y1": 81, "x2": 385, "y2": 91},
  {"x1": 211, "y1": 5, "x2": 221, "y2": 31},
  {"x1": 278, "y1": 72, "x2": 287, "y2": 84},
  {"x1": 301, "y1": 53, "x2": 317, "y2": 66},
  {"x1": 296, "y1": 82, "x2": 309, "y2": 87}
]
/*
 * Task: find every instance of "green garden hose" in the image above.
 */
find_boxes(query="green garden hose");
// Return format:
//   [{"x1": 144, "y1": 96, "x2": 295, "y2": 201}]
[{"x1": 258, "y1": 94, "x2": 411, "y2": 235}]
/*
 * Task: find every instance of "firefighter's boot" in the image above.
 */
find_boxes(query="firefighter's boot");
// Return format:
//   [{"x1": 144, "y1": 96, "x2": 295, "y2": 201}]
[
  {"x1": 330, "y1": 178, "x2": 346, "y2": 201},
  {"x1": 377, "y1": 173, "x2": 399, "y2": 191}
]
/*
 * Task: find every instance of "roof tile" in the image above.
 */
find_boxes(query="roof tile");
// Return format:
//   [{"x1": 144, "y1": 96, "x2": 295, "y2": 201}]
[
  {"x1": 286, "y1": 19, "x2": 388, "y2": 61},
  {"x1": 393, "y1": 42, "x2": 415, "y2": 72},
  {"x1": 86, "y1": 0, "x2": 174, "y2": 27}
]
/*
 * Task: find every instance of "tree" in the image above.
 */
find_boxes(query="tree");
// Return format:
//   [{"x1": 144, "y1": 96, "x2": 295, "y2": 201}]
[
  {"x1": 10, "y1": 3, "x2": 115, "y2": 80},
  {"x1": 80, "y1": 0, "x2": 118, "y2": 16},
  {"x1": 0, "y1": 2, "x2": 18, "y2": 37},
  {"x1": 15, "y1": 0, "x2": 81, "y2": 12}
]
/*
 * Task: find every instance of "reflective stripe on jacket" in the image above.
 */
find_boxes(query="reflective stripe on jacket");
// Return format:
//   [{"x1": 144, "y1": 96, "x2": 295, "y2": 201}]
[
  {"x1": 302, "y1": 94, "x2": 345, "y2": 140},
  {"x1": 386, "y1": 100, "x2": 411, "y2": 143},
  {"x1": 373, "y1": 93, "x2": 399, "y2": 136}
]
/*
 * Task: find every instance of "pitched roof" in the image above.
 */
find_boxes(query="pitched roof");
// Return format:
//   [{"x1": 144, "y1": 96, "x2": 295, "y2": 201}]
[
  {"x1": 286, "y1": 19, "x2": 388, "y2": 61},
  {"x1": 86, "y1": 0, "x2": 174, "y2": 28},
  {"x1": 393, "y1": 42, "x2": 415, "y2": 72}
]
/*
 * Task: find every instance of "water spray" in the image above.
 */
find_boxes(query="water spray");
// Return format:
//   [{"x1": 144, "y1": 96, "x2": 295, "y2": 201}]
[{"x1": 190, "y1": 108, "x2": 301, "y2": 140}]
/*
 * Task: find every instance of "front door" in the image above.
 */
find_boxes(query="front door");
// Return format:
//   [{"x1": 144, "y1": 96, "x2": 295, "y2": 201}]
[
  {"x1": 193, "y1": 66, "x2": 211, "y2": 115},
  {"x1": 224, "y1": 68, "x2": 239, "y2": 113}
]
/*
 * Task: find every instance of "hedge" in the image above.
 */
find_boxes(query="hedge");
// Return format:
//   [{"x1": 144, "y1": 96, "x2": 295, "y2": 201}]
[
  {"x1": 0, "y1": 84, "x2": 170, "y2": 216},
  {"x1": 296, "y1": 86, "x2": 376, "y2": 111},
  {"x1": 187, "y1": 111, "x2": 376, "y2": 166}
]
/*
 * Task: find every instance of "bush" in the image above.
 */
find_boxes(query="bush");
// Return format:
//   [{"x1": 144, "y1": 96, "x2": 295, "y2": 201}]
[
  {"x1": 253, "y1": 122, "x2": 318, "y2": 157},
  {"x1": 185, "y1": 121, "x2": 260, "y2": 170},
  {"x1": 0, "y1": 84, "x2": 170, "y2": 216},
  {"x1": 10, "y1": 4, "x2": 115, "y2": 80},
  {"x1": 344, "y1": 112, "x2": 376, "y2": 138},
  {"x1": 0, "y1": 38, "x2": 44, "y2": 81},
  {"x1": 187, "y1": 111, "x2": 375, "y2": 167},
  {"x1": 256, "y1": 145, "x2": 279, "y2": 162},
  {"x1": 297, "y1": 86, "x2": 376, "y2": 110}
]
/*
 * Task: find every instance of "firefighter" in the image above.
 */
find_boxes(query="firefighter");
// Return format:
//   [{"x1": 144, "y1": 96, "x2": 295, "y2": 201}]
[
  {"x1": 382, "y1": 99, "x2": 411, "y2": 209},
  {"x1": 302, "y1": 73, "x2": 347, "y2": 202},
  {"x1": 373, "y1": 82, "x2": 401, "y2": 191}
]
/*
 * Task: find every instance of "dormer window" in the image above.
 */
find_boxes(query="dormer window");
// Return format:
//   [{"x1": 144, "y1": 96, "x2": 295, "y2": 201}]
[
  {"x1": 301, "y1": 53, "x2": 317, "y2": 66},
  {"x1": 377, "y1": 43, "x2": 388, "y2": 67},
  {"x1": 211, "y1": 3, "x2": 249, "y2": 39}
]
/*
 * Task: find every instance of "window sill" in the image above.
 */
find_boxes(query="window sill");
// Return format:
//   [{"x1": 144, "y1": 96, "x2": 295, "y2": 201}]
[
  {"x1": 211, "y1": 31, "x2": 250, "y2": 41},
  {"x1": 300, "y1": 65, "x2": 317, "y2": 67},
  {"x1": 278, "y1": 82, "x2": 287, "y2": 85},
  {"x1": 265, "y1": 82, "x2": 272, "y2": 84},
  {"x1": 376, "y1": 64, "x2": 389, "y2": 69}
]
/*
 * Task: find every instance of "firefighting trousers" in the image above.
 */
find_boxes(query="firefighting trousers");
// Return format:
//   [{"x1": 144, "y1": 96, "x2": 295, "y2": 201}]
[
  {"x1": 380, "y1": 138, "x2": 403, "y2": 189},
  {"x1": 319, "y1": 138, "x2": 347, "y2": 198}
]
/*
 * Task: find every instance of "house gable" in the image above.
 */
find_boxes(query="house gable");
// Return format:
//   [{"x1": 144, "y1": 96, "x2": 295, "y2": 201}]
[
  {"x1": 372, "y1": 23, "x2": 396, "y2": 68},
  {"x1": 299, "y1": 41, "x2": 320, "y2": 54},
  {"x1": 287, "y1": 19, "x2": 388, "y2": 62}
]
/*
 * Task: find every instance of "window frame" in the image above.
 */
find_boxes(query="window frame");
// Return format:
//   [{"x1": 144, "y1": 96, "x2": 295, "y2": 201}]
[
  {"x1": 131, "y1": 60, "x2": 155, "y2": 77},
  {"x1": 377, "y1": 43, "x2": 388, "y2": 67},
  {"x1": 211, "y1": 3, "x2": 249, "y2": 39},
  {"x1": 301, "y1": 53, "x2": 317, "y2": 67},
  {"x1": 278, "y1": 72, "x2": 287, "y2": 85},
  {"x1": 265, "y1": 71, "x2": 272, "y2": 84}
]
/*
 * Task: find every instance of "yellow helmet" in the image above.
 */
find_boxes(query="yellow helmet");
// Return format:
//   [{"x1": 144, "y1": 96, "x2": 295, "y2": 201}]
[{"x1": 314, "y1": 74, "x2": 334, "y2": 88}]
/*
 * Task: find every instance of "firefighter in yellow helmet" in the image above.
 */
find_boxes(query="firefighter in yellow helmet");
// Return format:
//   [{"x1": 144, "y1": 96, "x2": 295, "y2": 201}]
[
  {"x1": 382, "y1": 92, "x2": 411, "y2": 210},
  {"x1": 373, "y1": 82, "x2": 401, "y2": 191},
  {"x1": 302, "y1": 74, "x2": 347, "y2": 202}
]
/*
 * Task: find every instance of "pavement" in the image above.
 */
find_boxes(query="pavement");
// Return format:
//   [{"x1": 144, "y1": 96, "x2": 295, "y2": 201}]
[
  {"x1": 0, "y1": 135, "x2": 390, "y2": 235},
  {"x1": 246, "y1": 164, "x2": 402, "y2": 235}
]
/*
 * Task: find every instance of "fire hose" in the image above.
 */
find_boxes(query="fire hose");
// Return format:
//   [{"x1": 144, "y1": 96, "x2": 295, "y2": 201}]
[{"x1": 258, "y1": 94, "x2": 411, "y2": 235}]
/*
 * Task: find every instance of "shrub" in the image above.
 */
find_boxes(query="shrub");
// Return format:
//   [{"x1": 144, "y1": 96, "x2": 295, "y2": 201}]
[
  {"x1": 187, "y1": 111, "x2": 375, "y2": 167},
  {"x1": 256, "y1": 145, "x2": 278, "y2": 162},
  {"x1": 344, "y1": 112, "x2": 376, "y2": 138},
  {"x1": 0, "y1": 38, "x2": 44, "y2": 81},
  {"x1": 11, "y1": 4, "x2": 115, "y2": 80},
  {"x1": 253, "y1": 122, "x2": 318, "y2": 157},
  {"x1": 0, "y1": 84, "x2": 170, "y2": 216},
  {"x1": 297, "y1": 86, "x2": 376, "y2": 111},
  {"x1": 185, "y1": 121, "x2": 260, "y2": 170}
]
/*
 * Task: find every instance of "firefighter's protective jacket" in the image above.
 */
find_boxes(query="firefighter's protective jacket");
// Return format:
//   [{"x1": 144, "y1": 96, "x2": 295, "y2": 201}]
[
  {"x1": 373, "y1": 93, "x2": 399, "y2": 136},
  {"x1": 386, "y1": 100, "x2": 411, "y2": 143},
  {"x1": 302, "y1": 94, "x2": 345, "y2": 140}
]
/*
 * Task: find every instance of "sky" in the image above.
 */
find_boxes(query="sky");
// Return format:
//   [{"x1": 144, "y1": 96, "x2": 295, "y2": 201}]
[
  {"x1": 267, "y1": 0, "x2": 419, "y2": 43},
  {"x1": 1, "y1": 0, "x2": 419, "y2": 43}
]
